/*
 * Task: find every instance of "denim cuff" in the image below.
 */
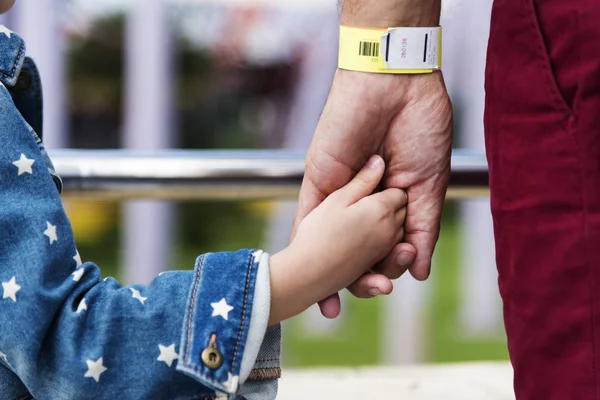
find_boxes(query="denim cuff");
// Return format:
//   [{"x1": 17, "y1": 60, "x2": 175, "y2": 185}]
[
  {"x1": 177, "y1": 249, "x2": 269, "y2": 395},
  {"x1": 239, "y1": 251, "x2": 270, "y2": 383},
  {"x1": 237, "y1": 323, "x2": 282, "y2": 400}
]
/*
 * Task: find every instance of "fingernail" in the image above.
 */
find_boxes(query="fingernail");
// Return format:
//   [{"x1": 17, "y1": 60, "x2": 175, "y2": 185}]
[
  {"x1": 368, "y1": 288, "x2": 382, "y2": 297},
  {"x1": 397, "y1": 251, "x2": 415, "y2": 268},
  {"x1": 367, "y1": 155, "x2": 382, "y2": 168}
]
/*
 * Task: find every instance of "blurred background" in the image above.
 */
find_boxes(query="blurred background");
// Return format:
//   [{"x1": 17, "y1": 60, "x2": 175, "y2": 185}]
[{"x1": 0, "y1": 0, "x2": 504, "y2": 367}]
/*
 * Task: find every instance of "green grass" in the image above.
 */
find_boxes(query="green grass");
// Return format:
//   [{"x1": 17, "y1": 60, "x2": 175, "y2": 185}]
[
  {"x1": 430, "y1": 204, "x2": 509, "y2": 362},
  {"x1": 283, "y1": 202, "x2": 509, "y2": 366},
  {"x1": 283, "y1": 297, "x2": 384, "y2": 366},
  {"x1": 72, "y1": 200, "x2": 509, "y2": 367}
]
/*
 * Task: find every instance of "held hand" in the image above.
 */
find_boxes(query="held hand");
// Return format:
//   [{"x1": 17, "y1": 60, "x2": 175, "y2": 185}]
[
  {"x1": 294, "y1": 69, "x2": 453, "y2": 318},
  {"x1": 269, "y1": 156, "x2": 407, "y2": 325}
]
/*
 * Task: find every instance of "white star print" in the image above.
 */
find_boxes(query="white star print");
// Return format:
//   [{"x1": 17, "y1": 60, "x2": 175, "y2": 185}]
[
  {"x1": 157, "y1": 344, "x2": 179, "y2": 367},
  {"x1": 223, "y1": 372, "x2": 239, "y2": 392},
  {"x1": 2, "y1": 277, "x2": 21, "y2": 302},
  {"x1": 12, "y1": 154, "x2": 34, "y2": 176},
  {"x1": 73, "y1": 251, "x2": 82, "y2": 268},
  {"x1": 84, "y1": 357, "x2": 107, "y2": 383},
  {"x1": 43, "y1": 221, "x2": 58, "y2": 245},
  {"x1": 211, "y1": 298, "x2": 234, "y2": 321},
  {"x1": 72, "y1": 268, "x2": 85, "y2": 282},
  {"x1": 0, "y1": 25, "x2": 12, "y2": 38},
  {"x1": 130, "y1": 288, "x2": 147, "y2": 305},
  {"x1": 76, "y1": 299, "x2": 87, "y2": 313}
]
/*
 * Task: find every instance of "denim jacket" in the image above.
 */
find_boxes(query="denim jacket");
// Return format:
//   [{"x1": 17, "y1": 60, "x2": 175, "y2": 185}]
[{"x1": 0, "y1": 26, "x2": 280, "y2": 400}]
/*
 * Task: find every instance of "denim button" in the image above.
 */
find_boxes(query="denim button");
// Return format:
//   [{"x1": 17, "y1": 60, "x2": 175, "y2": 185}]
[
  {"x1": 201, "y1": 333, "x2": 223, "y2": 369},
  {"x1": 201, "y1": 347, "x2": 223, "y2": 370}
]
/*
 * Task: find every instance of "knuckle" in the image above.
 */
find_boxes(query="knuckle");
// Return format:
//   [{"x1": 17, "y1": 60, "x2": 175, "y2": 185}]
[
  {"x1": 397, "y1": 210, "x2": 407, "y2": 223},
  {"x1": 348, "y1": 282, "x2": 368, "y2": 298},
  {"x1": 399, "y1": 189, "x2": 409, "y2": 205},
  {"x1": 396, "y1": 227, "x2": 406, "y2": 242},
  {"x1": 398, "y1": 205, "x2": 407, "y2": 216},
  {"x1": 327, "y1": 190, "x2": 343, "y2": 203},
  {"x1": 355, "y1": 176, "x2": 371, "y2": 190},
  {"x1": 380, "y1": 260, "x2": 404, "y2": 280},
  {"x1": 384, "y1": 188, "x2": 404, "y2": 208},
  {"x1": 370, "y1": 200, "x2": 387, "y2": 217},
  {"x1": 383, "y1": 219, "x2": 397, "y2": 239},
  {"x1": 393, "y1": 189, "x2": 408, "y2": 207},
  {"x1": 380, "y1": 196, "x2": 396, "y2": 213}
]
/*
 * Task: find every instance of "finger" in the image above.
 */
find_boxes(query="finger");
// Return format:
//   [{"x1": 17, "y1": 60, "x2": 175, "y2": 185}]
[
  {"x1": 292, "y1": 148, "x2": 362, "y2": 241},
  {"x1": 336, "y1": 155, "x2": 385, "y2": 205},
  {"x1": 395, "y1": 207, "x2": 407, "y2": 228},
  {"x1": 347, "y1": 273, "x2": 394, "y2": 298},
  {"x1": 291, "y1": 177, "x2": 327, "y2": 240},
  {"x1": 404, "y1": 184, "x2": 447, "y2": 281},
  {"x1": 318, "y1": 293, "x2": 341, "y2": 319},
  {"x1": 373, "y1": 242, "x2": 417, "y2": 280},
  {"x1": 362, "y1": 188, "x2": 408, "y2": 212}
]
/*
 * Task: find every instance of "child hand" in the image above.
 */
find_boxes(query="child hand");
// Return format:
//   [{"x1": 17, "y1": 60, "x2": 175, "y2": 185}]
[{"x1": 269, "y1": 155, "x2": 407, "y2": 324}]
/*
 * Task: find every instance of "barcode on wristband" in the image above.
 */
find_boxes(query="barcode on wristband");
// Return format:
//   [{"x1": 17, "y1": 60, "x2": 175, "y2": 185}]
[{"x1": 358, "y1": 41, "x2": 380, "y2": 57}]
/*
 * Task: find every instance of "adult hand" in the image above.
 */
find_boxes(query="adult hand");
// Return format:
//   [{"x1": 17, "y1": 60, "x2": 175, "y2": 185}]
[
  {"x1": 269, "y1": 155, "x2": 408, "y2": 325},
  {"x1": 293, "y1": 68, "x2": 453, "y2": 318}
]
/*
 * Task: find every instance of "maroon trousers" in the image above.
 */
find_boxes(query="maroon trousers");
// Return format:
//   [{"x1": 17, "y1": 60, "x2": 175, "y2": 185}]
[{"x1": 485, "y1": 0, "x2": 600, "y2": 398}]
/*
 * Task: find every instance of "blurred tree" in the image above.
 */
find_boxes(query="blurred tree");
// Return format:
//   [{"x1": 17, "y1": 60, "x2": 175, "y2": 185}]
[
  {"x1": 68, "y1": 14, "x2": 124, "y2": 149},
  {"x1": 66, "y1": 13, "x2": 271, "y2": 277}
]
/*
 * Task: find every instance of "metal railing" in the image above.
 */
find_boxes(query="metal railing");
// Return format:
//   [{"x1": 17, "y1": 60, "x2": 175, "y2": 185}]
[{"x1": 49, "y1": 149, "x2": 489, "y2": 200}]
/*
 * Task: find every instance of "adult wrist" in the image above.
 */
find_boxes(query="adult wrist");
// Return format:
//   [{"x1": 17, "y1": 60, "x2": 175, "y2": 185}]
[{"x1": 341, "y1": 0, "x2": 441, "y2": 28}]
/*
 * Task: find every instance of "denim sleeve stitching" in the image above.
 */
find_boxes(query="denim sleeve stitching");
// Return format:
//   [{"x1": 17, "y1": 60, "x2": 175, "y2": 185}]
[
  {"x1": 184, "y1": 255, "x2": 205, "y2": 363},
  {"x1": 180, "y1": 253, "x2": 258, "y2": 390},
  {"x1": 255, "y1": 358, "x2": 279, "y2": 363},
  {"x1": 0, "y1": 40, "x2": 25, "y2": 79},
  {"x1": 230, "y1": 253, "x2": 254, "y2": 373}
]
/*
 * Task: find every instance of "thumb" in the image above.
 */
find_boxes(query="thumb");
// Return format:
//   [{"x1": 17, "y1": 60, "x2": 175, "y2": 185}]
[
  {"x1": 291, "y1": 176, "x2": 327, "y2": 241},
  {"x1": 337, "y1": 155, "x2": 385, "y2": 205}
]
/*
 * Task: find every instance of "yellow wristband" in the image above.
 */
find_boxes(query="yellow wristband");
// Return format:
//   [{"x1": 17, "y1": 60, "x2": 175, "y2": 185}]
[{"x1": 338, "y1": 25, "x2": 442, "y2": 74}]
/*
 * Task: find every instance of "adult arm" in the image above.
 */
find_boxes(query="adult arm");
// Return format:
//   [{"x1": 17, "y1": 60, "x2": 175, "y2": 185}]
[{"x1": 294, "y1": 0, "x2": 452, "y2": 318}]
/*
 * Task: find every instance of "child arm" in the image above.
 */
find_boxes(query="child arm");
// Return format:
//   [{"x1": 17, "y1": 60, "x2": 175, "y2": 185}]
[{"x1": 0, "y1": 86, "x2": 276, "y2": 399}]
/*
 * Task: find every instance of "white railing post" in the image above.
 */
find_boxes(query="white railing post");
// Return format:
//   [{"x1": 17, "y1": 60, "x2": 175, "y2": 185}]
[
  {"x1": 122, "y1": 0, "x2": 175, "y2": 285},
  {"x1": 382, "y1": 277, "x2": 430, "y2": 364},
  {"x1": 266, "y1": 7, "x2": 344, "y2": 336},
  {"x1": 10, "y1": 0, "x2": 68, "y2": 149},
  {"x1": 444, "y1": 0, "x2": 502, "y2": 335}
]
